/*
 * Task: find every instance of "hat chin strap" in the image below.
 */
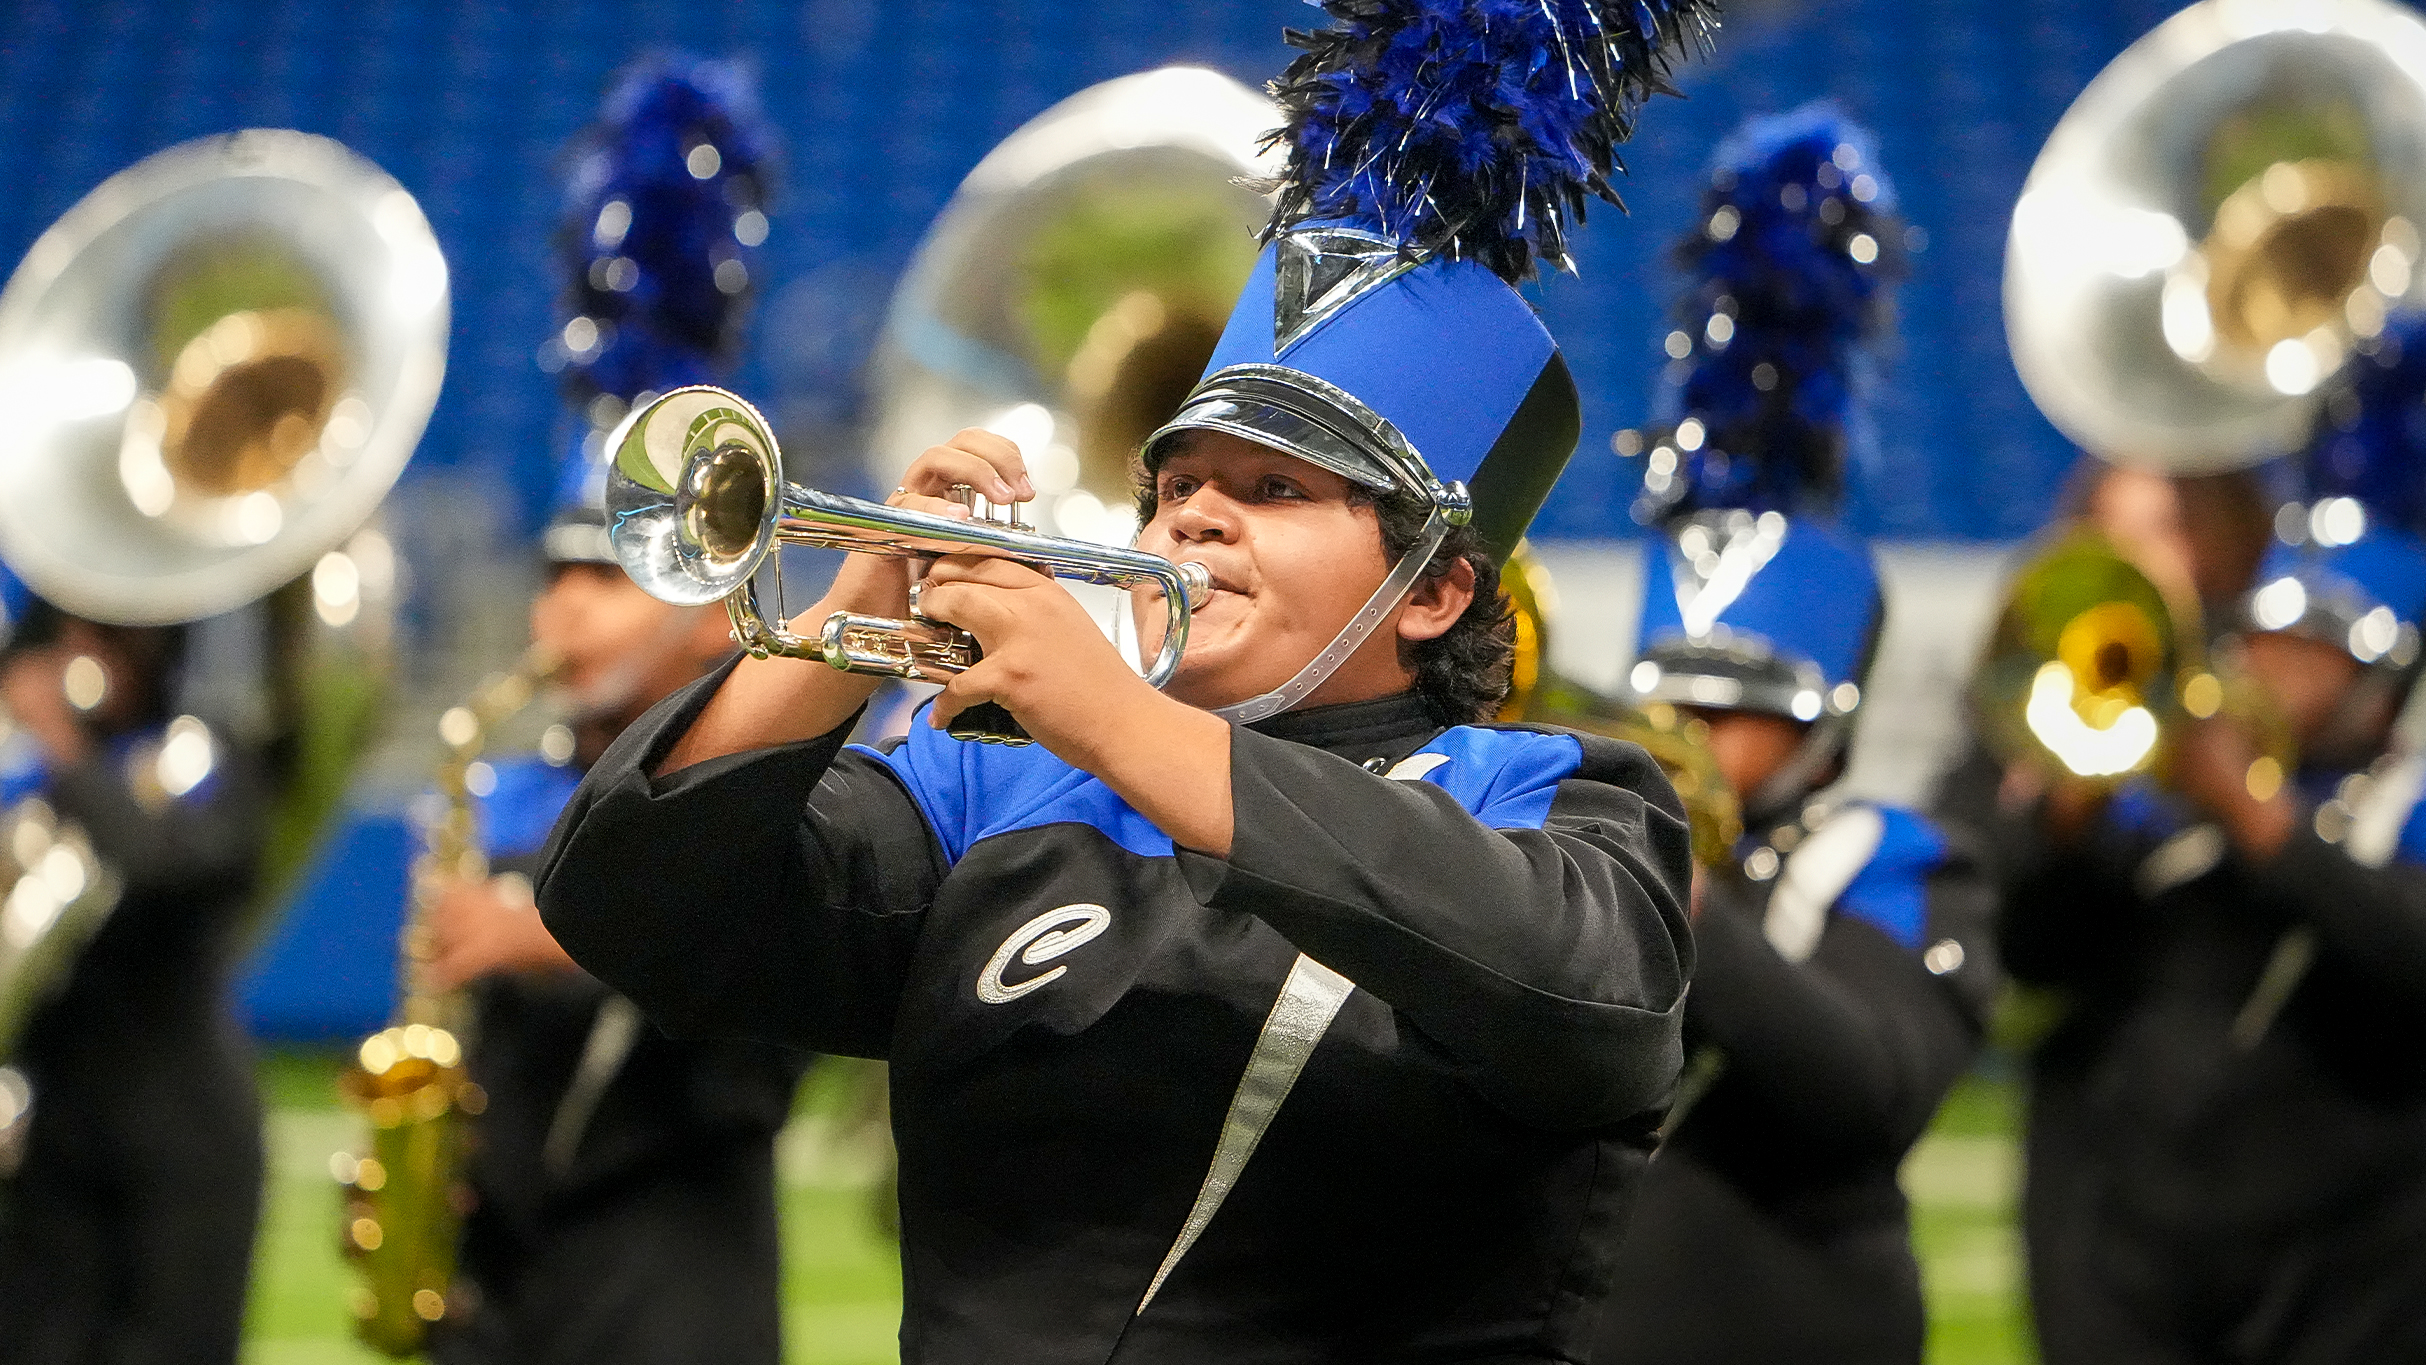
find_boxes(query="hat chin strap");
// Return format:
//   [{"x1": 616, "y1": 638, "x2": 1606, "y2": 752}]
[{"x1": 1211, "y1": 506, "x2": 1451, "y2": 726}]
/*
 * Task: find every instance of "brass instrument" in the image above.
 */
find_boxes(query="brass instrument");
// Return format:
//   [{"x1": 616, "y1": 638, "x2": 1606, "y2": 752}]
[
  {"x1": 2005, "y1": 0, "x2": 2426, "y2": 471},
  {"x1": 335, "y1": 646, "x2": 554, "y2": 1354},
  {"x1": 864, "y1": 66, "x2": 1279, "y2": 543},
  {"x1": 1498, "y1": 546, "x2": 1741, "y2": 866},
  {"x1": 604, "y1": 385, "x2": 1212, "y2": 744},
  {"x1": 0, "y1": 130, "x2": 447, "y2": 623},
  {"x1": 1986, "y1": 0, "x2": 2396, "y2": 776}
]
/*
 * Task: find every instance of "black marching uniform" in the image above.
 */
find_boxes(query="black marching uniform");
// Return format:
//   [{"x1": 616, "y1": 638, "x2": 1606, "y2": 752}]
[
  {"x1": 536, "y1": 677, "x2": 1693, "y2": 1364},
  {"x1": 1596, "y1": 799, "x2": 1996, "y2": 1363},
  {"x1": 0, "y1": 720, "x2": 268, "y2": 1365},
  {"x1": 1940, "y1": 749, "x2": 2426, "y2": 1364},
  {"x1": 430, "y1": 752, "x2": 810, "y2": 1365}
]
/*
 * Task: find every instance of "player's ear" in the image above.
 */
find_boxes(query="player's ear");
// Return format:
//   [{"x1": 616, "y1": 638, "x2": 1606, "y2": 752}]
[{"x1": 1396, "y1": 556, "x2": 1474, "y2": 644}]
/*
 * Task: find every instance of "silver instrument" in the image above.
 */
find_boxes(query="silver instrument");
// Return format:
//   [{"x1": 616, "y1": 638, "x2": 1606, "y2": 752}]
[
  {"x1": 2006, "y1": 0, "x2": 2426, "y2": 471},
  {"x1": 864, "y1": 66, "x2": 1279, "y2": 544},
  {"x1": 605, "y1": 385, "x2": 1211, "y2": 742},
  {"x1": 0, "y1": 131, "x2": 446, "y2": 1164},
  {"x1": 0, "y1": 129, "x2": 448, "y2": 623}
]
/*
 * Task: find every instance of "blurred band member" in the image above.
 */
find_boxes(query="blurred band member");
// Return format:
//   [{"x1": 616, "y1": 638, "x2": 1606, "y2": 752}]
[
  {"x1": 1944, "y1": 325, "x2": 2426, "y2": 1363},
  {"x1": 421, "y1": 57, "x2": 807, "y2": 1365},
  {"x1": 1593, "y1": 106, "x2": 1995, "y2": 1364},
  {"x1": 0, "y1": 567, "x2": 269, "y2": 1365}
]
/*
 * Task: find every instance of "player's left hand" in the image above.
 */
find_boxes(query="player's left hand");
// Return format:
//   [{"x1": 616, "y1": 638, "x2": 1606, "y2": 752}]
[{"x1": 915, "y1": 552, "x2": 1162, "y2": 755}]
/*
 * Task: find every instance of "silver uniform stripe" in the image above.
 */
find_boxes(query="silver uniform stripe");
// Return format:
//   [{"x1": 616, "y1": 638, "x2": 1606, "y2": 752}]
[{"x1": 1135, "y1": 953, "x2": 1355, "y2": 1314}]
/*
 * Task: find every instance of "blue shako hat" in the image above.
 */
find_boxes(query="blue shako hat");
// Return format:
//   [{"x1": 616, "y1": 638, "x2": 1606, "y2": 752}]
[
  {"x1": 1625, "y1": 105, "x2": 1899, "y2": 814},
  {"x1": 1145, "y1": 0, "x2": 1717, "y2": 722},
  {"x1": 542, "y1": 54, "x2": 775, "y2": 565},
  {"x1": 2240, "y1": 310, "x2": 2426, "y2": 670}
]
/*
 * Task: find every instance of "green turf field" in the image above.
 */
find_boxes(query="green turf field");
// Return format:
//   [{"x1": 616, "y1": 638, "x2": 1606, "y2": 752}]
[{"x1": 243, "y1": 1052, "x2": 2036, "y2": 1364}]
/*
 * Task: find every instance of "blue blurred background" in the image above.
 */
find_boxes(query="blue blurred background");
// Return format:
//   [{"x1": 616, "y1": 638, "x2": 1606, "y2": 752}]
[{"x1": 0, "y1": 0, "x2": 2194, "y2": 548}]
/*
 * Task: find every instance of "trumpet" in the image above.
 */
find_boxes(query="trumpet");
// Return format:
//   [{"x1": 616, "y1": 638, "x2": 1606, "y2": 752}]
[{"x1": 604, "y1": 386, "x2": 1212, "y2": 744}]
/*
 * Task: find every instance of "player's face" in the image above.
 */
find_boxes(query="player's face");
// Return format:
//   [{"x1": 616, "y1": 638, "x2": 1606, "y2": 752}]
[
  {"x1": 1133, "y1": 432, "x2": 1421, "y2": 712},
  {"x1": 531, "y1": 563, "x2": 721, "y2": 722},
  {"x1": 1680, "y1": 706, "x2": 1809, "y2": 803}
]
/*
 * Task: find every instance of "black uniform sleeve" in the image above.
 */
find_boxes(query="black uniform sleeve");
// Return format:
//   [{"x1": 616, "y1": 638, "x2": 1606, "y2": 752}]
[
  {"x1": 2253, "y1": 827, "x2": 2426, "y2": 1008},
  {"x1": 1176, "y1": 726, "x2": 1693, "y2": 1131},
  {"x1": 1683, "y1": 858, "x2": 1991, "y2": 1160},
  {"x1": 534, "y1": 663, "x2": 941, "y2": 1057},
  {"x1": 43, "y1": 747, "x2": 264, "y2": 904},
  {"x1": 1934, "y1": 742, "x2": 2147, "y2": 994}
]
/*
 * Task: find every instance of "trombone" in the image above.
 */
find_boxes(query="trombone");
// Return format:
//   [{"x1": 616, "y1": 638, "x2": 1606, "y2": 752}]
[{"x1": 603, "y1": 385, "x2": 1211, "y2": 744}]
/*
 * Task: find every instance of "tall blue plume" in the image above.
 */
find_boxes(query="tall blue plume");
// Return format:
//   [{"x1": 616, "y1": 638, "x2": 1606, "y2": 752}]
[
  {"x1": 2308, "y1": 310, "x2": 2426, "y2": 532},
  {"x1": 1635, "y1": 101, "x2": 1904, "y2": 522},
  {"x1": 1265, "y1": 0, "x2": 1720, "y2": 285},
  {"x1": 550, "y1": 54, "x2": 776, "y2": 406}
]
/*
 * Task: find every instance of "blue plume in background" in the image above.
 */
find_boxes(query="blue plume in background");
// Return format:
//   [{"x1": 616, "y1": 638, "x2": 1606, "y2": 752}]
[
  {"x1": 549, "y1": 53, "x2": 777, "y2": 407},
  {"x1": 2309, "y1": 310, "x2": 2426, "y2": 532},
  {"x1": 1635, "y1": 100, "x2": 1904, "y2": 522},
  {"x1": 1266, "y1": 0, "x2": 1719, "y2": 284}
]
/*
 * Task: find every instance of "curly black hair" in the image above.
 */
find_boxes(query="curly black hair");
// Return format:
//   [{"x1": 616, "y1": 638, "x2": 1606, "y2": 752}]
[{"x1": 1134, "y1": 478, "x2": 1515, "y2": 726}]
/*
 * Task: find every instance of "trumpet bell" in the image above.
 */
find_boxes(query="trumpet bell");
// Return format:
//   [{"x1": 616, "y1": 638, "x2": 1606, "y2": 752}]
[
  {"x1": 0, "y1": 130, "x2": 448, "y2": 624},
  {"x1": 604, "y1": 386, "x2": 783, "y2": 607},
  {"x1": 2006, "y1": 0, "x2": 2426, "y2": 471}
]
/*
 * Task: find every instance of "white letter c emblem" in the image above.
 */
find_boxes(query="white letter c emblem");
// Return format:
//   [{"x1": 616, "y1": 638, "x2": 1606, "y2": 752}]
[{"x1": 976, "y1": 904, "x2": 1111, "y2": 1005}]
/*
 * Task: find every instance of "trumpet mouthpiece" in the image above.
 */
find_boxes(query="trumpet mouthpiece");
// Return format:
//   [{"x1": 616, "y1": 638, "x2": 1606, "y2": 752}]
[{"x1": 1176, "y1": 561, "x2": 1214, "y2": 611}]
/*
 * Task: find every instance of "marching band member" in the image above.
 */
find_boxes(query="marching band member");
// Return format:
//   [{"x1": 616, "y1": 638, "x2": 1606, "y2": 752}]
[
  {"x1": 1592, "y1": 106, "x2": 1996, "y2": 1364},
  {"x1": 533, "y1": 2, "x2": 1714, "y2": 1359},
  {"x1": 0, "y1": 566, "x2": 269, "y2": 1365},
  {"x1": 420, "y1": 59, "x2": 808, "y2": 1365},
  {"x1": 1952, "y1": 321, "x2": 2426, "y2": 1364}
]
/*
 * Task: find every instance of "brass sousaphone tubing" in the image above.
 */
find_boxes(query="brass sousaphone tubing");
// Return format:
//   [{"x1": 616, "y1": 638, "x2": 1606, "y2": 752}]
[{"x1": 605, "y1": 386, "x2": 1211, "y2": 736}]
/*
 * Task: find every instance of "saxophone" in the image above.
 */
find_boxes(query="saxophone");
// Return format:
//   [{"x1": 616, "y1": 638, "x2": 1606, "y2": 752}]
[{"x1": 336, "y1": 645, "x2": 555, "y2": 1355}]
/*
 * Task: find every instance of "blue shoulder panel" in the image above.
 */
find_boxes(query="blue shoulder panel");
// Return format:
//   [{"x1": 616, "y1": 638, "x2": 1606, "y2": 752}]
[
  {"x1": 1402, "y1": 726, "x2": 1585, "y2": 831},
  {"x1": 471, "y1": 754, "x2": 585, "y2": 861},
  {"x1": 1834, "y1": 804, "x2": 1947, "y2": 952},
  {"x1": 851, "y1": 708, "x2": 1173, "y2": 866}
]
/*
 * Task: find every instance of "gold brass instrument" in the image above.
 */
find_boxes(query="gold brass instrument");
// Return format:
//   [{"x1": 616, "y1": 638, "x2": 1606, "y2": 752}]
[
  {"x1": 1498, "y1": 546, "x2": 1742, "y2": 866},
  {"x1": 2005, "y1": 0, "x2": 2426, "y2": 472},
  {"x1": 865, "y1": 66, "x2": 1279, "y2": 545},
  {"x1": 334, "y1": 646, "x2": 554, "y2": 1354},
  {"x1": 604, "y1": 385, "x2": 1211, "y2": 744}
]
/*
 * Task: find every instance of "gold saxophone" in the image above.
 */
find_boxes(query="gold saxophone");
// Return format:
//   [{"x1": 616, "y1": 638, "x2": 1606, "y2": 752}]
[{"x1": 335, "y1": 645, "x2": 555, "y2": 1355}]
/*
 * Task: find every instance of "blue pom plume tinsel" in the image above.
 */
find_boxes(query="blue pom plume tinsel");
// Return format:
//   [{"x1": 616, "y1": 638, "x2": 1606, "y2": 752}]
[
  {"x1": 1265, "y1": 0, "x2": 1719, "y2": 285},
  {"x1": 1635, "y1": 101, "x2": 1904, "y2": 523},
  {"x1": 552, "y1": 54, "x2": 777, "y2": 406}
]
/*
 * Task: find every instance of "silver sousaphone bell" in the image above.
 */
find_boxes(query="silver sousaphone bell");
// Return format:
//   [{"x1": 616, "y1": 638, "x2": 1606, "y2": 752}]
[
  {"x1": 604, "y1": 385, "x2": 1211, "y2": 744},
  {"x1": 2007, "y1": 0, "x2": 2426, "y2": 471}
]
